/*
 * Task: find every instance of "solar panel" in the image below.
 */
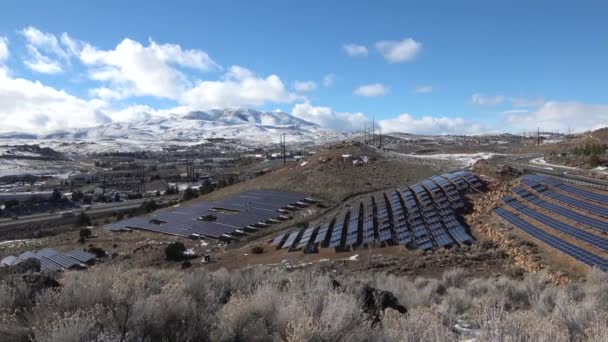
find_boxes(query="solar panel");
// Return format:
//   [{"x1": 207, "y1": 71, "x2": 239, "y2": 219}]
[
  {"x1": 523, "y1": 178, "x2": 608, "y2": 218},
  {"x1": 329, "y1": 211, "x2": 348, "y2": 248},
  {"x1": 271, "y1": 232, "x2": 287, "y2": 246},
  {"x1": 401, "y1": 188, "x2": 434, "y2": 249},
  {"x1": 314, "y1": 223, "x2": 330, "y2": 245},
  {"x1": 105, "y1": 189, "x2": 308, "y2": 239},
  {"x1": 65, "y1": 249, "x2": 96, "y2": 263},
  {"x1": 513, "y1": 187, "x2": 608, "y2": 233},
  {"x1": 502, "y1": 196, "x2": 608, "y2": 252},
  {"x1": 389, "y1": 191, "x2": 413, "y2": 246},
  {"x1": 282, "y1": 230, "x2": 301, "y2": 249},
  {"x1": 296, "y1": 226, "x2": 317, "y2": 249},
  {"x1": 345, "y1": 204, "x2": 361, "y2": 247},
  {"x1": 531, "y1": 175, "x2": 608, "y2": 205},
  {"x1": 410, "y1": 185, "x2": 455, "y2": 248},
  {"x1": 494, "y1": 208, "x2": 607, "y2": 270},
  {"x1": 36, "y1": 248, "x2": 83, "y2": 269}
]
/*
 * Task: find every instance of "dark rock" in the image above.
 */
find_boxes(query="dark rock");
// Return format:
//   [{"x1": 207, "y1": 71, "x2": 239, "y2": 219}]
[{"x1": 331, "y1": 279, "x2": 407, "y2": 325}]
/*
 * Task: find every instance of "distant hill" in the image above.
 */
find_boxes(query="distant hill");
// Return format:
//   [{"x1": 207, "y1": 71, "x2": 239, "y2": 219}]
[{"x1": 0, "y1": 108, "x2": 347, "y2": 146}]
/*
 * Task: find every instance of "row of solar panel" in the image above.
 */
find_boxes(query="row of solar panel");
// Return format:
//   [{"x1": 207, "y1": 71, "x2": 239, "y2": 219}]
[
  {"x1": 527, "y1": 174, "x2": 608, "y2": 205},
  {"x1": 1, "y1": 248, "x2": 96, "y2": 273},
  {"x1": 513, "y1": 187, "x2": 608, "y2": 233},
  {"x1": 502, "y1": 196, "x2": 608, "y2": 252},
  {"x1": 273, "y1": 171, "x2": 478, "y2": 251},
  {"x1": 521, "y1": 176, "x2": 608, "y2": 218},
  {"x1": 494, "y1": 208, "x2": 607, "y2": 271},
  {"x1": 106, "y1": 190, "x2": 310, "y2": 239}
]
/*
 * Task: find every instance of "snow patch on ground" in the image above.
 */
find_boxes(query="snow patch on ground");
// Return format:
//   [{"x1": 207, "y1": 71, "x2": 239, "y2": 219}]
[
  {"x1": 406, "y1": 152, "x2": 502, "y2": 167},
  {"x1": 347, "y1": 254, "x2": 359, "y2": 261}
]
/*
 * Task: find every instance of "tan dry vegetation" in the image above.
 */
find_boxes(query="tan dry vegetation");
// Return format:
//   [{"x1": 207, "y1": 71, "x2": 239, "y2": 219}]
[{"x1": 1, "y1": 265, "x2": 608, "y2": 341}]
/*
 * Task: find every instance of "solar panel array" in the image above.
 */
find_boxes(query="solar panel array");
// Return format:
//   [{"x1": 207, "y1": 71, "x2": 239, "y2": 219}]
[
  {"x1": 522, "y1": 175, "x2": 608, "y2": 218},
  {"x1": 1, "y1": 248, "x2": 96, "y2": 272},
  {"x1": 272, "y1": 171, "x2": 479, "y2": 251},
  {"x1": 105, "y1": 190, "x2": 311, "y2": 239},
  {"x1": 494, "y1": 175, "x2": 608, "y2": 270},
  {"x1": 494, "y1": 208, "x2": 608, "y2": 270}
]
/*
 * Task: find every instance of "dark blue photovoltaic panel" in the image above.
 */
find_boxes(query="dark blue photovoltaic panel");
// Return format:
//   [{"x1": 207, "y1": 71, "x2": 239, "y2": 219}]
[
  {"x1": 390, "y1": 191, "x2": 412, "y2": 246},
  {"x1": 105, "y1": 190, "x2": 308, "y2": 238},
  {"x1": 270, "y1": 171, "x2": 477, "y2": 253},
  {"x1": 272, "y1": 232, "x2": 287, "y2": 246},
  {"x1": 494, "y1": 208, "x2": 608, "y2": 270},
  {"x1": 523, "y1": 177, "x2": 608, "y2": 218},
  {"x1": 525, "y1": 175, "x2": 608, "y2": 205},
  {"x1": 361, "y1": 199, "x2": 375, "y2": 244},
  {"x1": 314, "y1": 223, "x2": 330, "y2": 244},
  {"x1": 345, "y1": 204, "x2": 361, "y2": 246},
  {"x1": 502, "y1": 196, "x2": 608, "y2": 252},
  {"x1": 65, "y1": 249, "x2": 96, "y2": 263},
  {"x1": 375, "y1": 195, "x2": 393, "y2": 242},
  {"x1": 282, "y1": 230, "x2": 300, "y2": 249},
  {"x1": 329, "y1": 211, "x2": 348, "y2": 248},
  {"x1": 296, "y1": 226, "x2": 317, "y2": 249},
  {"x1": 513, "y1": 187, "x2": 608, "y2": 233},
  {"x1": 411, "y1": 184, "x2": 455, "y2": 247},
  {"x1": 401, "y1": 188, "x2": 433, "y2": 250}
]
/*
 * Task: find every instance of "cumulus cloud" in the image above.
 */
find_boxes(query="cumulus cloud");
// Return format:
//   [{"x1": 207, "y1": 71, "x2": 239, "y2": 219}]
[
  {"x1": 293, "y1": 80, "x2": 317, "y2": 92},
  {"x1": 471, "y1": 93, "x2": 505, "y2": 106},
  {"x1": 322, "y1": 73, "x2": 335, "y2": 87},
  {"x1": 79, "y1": 37, "x2": 219, "y2": 99},
  {"x1": 505, "y1": 101, "x2": 608, "y2": 132},
  {"x1": 0, "y1": 37, "x2": 8, "y2": 62},
  {"x1": 379, "y1": 113, "x2": 483, "y2": 135},
  {"x1": 0, "y1": 68, "x2": 110, "y2": 133},
  {"x1": 376, "y1": 37, "x2": 421, "y2": 63},
  {"x1": 343, "y1": 43, "x2": 368, "y2": 57},
  {"x1": 291, "y1": 102, "x2": 367, "y2": 131},
  {"x1": 354, "y1": 83, "x2": 389, "y2": 97},
  {"x1": 20, "y1": 26, "x2": 71, "y2": 74},
  {"x1": 415, "y1": 85, "x2": 433, "y2": 93},
  {"x1": 181, "y1": 66, "x2": 299, "y2": 109}
]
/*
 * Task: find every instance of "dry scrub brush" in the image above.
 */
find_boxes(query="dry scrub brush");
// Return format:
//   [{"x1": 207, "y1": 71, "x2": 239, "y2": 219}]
[{"x1": 0, "y1": 266, "x2": 607, "y2": 341}]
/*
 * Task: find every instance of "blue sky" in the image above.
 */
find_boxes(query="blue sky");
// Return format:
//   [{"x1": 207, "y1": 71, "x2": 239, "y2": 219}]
[{"x1": 0, "y1": 0, "x2": 607, "y2": 134}]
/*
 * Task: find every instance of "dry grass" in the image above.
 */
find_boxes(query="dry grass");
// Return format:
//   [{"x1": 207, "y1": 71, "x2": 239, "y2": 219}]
[{"x1": 0, "y1": 266, "x2": 606, "y2": 341}]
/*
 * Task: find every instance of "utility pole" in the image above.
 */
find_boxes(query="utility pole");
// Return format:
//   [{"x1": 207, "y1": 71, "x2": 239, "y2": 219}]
[
  {"x1": 282, "y1": 134, "x2": 286, "y2": 165},
  {"x1": 364, "y1": 122, "x2": 367, "y2": 144},
  {"x1": 372, "y1": 116, "x2": 375, "y2": 146},
  {"x1": 379, "y1": 127, "x2": 382, "y2": 149},
  {"x1": 537, "y1": 127, "x2": 540, "y2": 146}
]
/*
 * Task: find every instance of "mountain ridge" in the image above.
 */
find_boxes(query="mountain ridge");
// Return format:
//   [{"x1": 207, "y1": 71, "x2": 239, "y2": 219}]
[{"x1": 0, "y1": 108, "x2": 347, "y2": 145}]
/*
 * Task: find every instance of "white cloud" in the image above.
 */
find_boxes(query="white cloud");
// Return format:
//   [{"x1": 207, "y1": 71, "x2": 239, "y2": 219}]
[
  {"x1": 23, "y1": 45, "x2": 63, "y2": 74},
  {"x1": 509, "y1": 96, "x2": 545, "y2": 107},
  {"x1": 181, "y1": 66, "x2": 299, "y2": 109},
  {"x1": 322, "y1": 73, "x2": 335, "y2": 87},
  {"x1": 0, "y1": 37, "x2": 8, "y2": 62},
  {"x1": 293, "y1": 80, "x2": 317, "y2": 92},
  {"x1": 291, "y1": 101, "x2": 367, "y2": 131},
  {"x1": 0, "y1": 68, "x2": 110, "y2": 133},
  {"x1": 79, "y1": 37, "x2": 219, "y2": 99},
  {"x1": 20, "y1": 26, "x2": 70, "y2": 74},
  {"x1": 376, "y1": 38, "x2": 421, "y2": 63},
  {"x1": 415, "y1": 85, "x2": 433, "y2": 93},
  {"x1": 343, "y1": 43, "x2": 368, "y2": 57},
  {"x1": 354, "y1": 83, "x2": 389, "y2": 97},
  {"x1": 505, "y1": 101, "x2": 608, "y2": 132},
  {"x1": 472, "y1": 93, "x2": 505, "y2": 106},
  {"x1": 379, "y1": 113, "x2": 482, "y2": 135}
]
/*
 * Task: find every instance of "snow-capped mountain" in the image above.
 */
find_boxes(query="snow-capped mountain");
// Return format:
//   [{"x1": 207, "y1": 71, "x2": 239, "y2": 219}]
[{"x1": 0, "y1": 109, "x2": 347, "y2": 148}]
